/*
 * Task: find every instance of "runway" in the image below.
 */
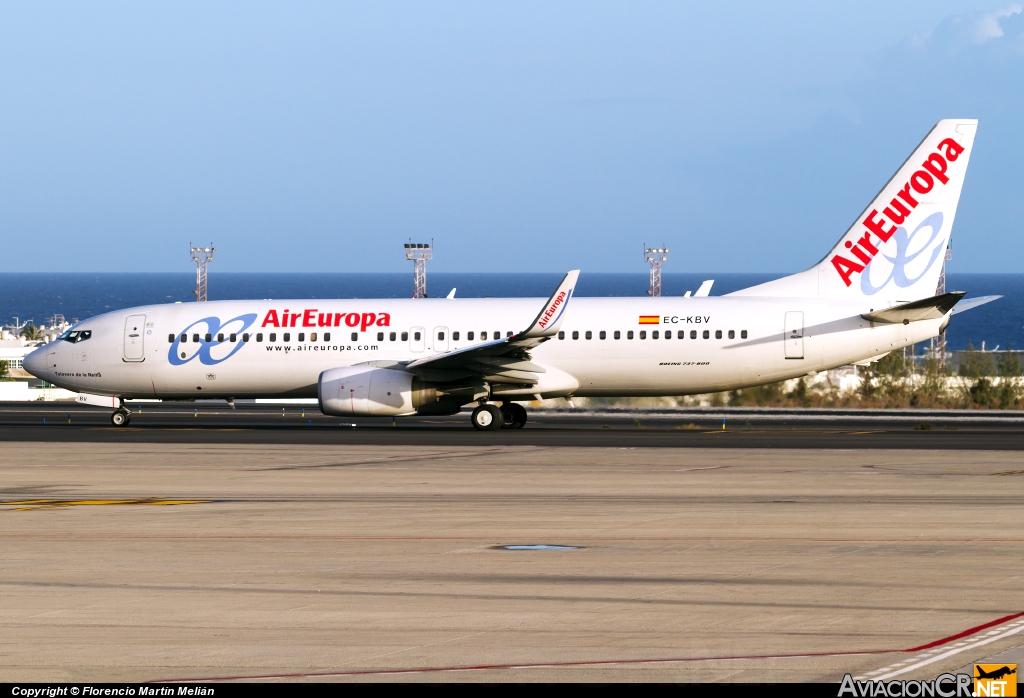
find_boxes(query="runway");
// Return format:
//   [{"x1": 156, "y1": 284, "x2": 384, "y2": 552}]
[
  {"x1": 2, "y1": 402, "x2": 1024, "y2": 448},
  {"x1": 2, "y1": 441, "x2": 1023, "y2": 682}
]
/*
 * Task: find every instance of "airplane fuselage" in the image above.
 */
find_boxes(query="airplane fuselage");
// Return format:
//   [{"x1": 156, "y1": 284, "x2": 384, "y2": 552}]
[{"x1": 28, "y1": 296, "x2": 943, "y2": 401}]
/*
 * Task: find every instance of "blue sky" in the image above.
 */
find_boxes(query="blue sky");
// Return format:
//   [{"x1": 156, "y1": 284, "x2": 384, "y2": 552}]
[{"x1": 1, "y1": 1, "x2": 1022, "y2": 273}]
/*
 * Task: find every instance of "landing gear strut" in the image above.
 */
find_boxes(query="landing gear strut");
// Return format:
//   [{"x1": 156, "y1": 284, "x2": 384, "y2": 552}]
[
  {"x1": 471, "y1": 403, "x2": 502, "y2": 431},
  {"x1": 111, "y1": 408, "x2": 131, "y2": 427},
  {"x1": 500, "y1": 403, "x2": 527, "y2": 429}
]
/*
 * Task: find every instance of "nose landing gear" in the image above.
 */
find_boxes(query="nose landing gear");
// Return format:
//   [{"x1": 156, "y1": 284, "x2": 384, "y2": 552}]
[{"x1": 110, "y1": 408, "x2": 131, "y2": 427}]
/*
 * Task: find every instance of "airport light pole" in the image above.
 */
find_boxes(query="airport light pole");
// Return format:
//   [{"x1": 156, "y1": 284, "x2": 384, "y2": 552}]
[
  {"x1": 930, "y1": 237, "x2": 952, "y2": 363},
  {"x1": 405, "y1": 240, "x2": 433, "y2": 299},
  {"x1": 190, "y1": 243, "x2": 215, "y2": 302},
  {"x1": 645, "y1": 245, "x2": 669, "y2": 297}
]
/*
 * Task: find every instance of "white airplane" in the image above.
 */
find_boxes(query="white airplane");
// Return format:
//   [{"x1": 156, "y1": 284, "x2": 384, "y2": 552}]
[{"x1": 24, "y1": 119, "x2": 999, "y2": 430}]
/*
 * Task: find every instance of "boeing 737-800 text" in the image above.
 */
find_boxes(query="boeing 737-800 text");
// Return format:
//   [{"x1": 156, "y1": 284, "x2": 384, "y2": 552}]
[{"x1": 24, "y1": 119, "x2": 999, "y2": 429}]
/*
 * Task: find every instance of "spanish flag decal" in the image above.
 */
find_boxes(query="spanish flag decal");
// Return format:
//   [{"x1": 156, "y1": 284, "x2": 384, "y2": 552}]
[{"x1": 638, "y1": 315, "x2": 660, "y2": 325}]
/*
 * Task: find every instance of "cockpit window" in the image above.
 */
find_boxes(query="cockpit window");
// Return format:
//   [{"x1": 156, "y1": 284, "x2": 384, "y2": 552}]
[{"x1": 59, "y1": 330, "x2": 92, "y2": 344}]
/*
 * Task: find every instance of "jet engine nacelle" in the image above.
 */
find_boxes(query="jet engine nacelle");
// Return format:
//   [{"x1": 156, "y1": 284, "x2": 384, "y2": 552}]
[{"x1": 318, "y1": 366, "x2": 436, "y2": 417}]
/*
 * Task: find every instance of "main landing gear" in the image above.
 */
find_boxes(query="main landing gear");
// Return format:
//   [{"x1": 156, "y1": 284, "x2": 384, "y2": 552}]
[
  {"x1": 111, "y1": 407, "x2": 131, "y2": 427},
  {"x1": 470, "y1": 402, "x2": 527, "y2": 431}
]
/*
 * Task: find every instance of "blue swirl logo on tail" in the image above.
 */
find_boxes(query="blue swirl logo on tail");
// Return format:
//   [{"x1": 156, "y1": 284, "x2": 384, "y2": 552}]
[
  {"x1": 861, "y1": 212, "x2": 946, "y2": 296},
  {"x1": 168, "y1": 314, "x2": 257, "y2": 366}
]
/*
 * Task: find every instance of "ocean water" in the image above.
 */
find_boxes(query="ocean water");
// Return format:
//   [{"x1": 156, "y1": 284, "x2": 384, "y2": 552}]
[{"x1": 0, "y1": 272, "x2": 1019, "y2": 351}]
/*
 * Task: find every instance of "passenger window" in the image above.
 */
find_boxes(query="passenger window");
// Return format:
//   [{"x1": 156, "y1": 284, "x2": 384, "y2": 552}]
[
  {"x1": 453, "y1": 331, "x2": 459, "y2": 341},
  {"x1": 193, "y1": 334, "x2": 200, "y2": 343},
  {"x1": 180, "y1": 334, "x2": 187, "y2": 343},
  {"x1": 572, "y1": 331, "x2": 579, "y2": 340},
  {"x1": 269, "y1": 333, "x2": 277, "y2": 342},
  {"x1": 627, "y1": 331, "x2": 634, "y2": 339},
  {"x1": 468, "y1": 331, "x2": 475, "y2": 340},
  {"x1": 167, "y1": 333, "x2": 174, "y2": 343},
  {"x1": 506, "y1": 331, "x2": 513, "y2": 337},
  {"x1": 599, "y1": 331, "x2": 606, "y2": 339},
  {"x1": 614, "y1": 330, "x2": 620, "y2": 339},
  {"x1": 312, "y1": 332, "x2": 319, "y2": 341},
  {"x1": 728, "y1": 330, "x2": 735, "y2": 339},
  {"x1": 438, "y1": 331, "x2": 445, "y2": 340},
  {"x1": 324, "y1": 332, "x2": 330, "y2": 342},
  {"x1": 665, "y1": 330, "x2": 671, "y2": 340},
  {"x1": 298, "y1": 333, "x2": 305, "y2": 342},
  {"x1": 256, "y1": 333, "x2": 262, "y2": 342},
  {"x1": 741, "y1": 330, "x2": 748, "y2": 339},
  {"x1": 690, "y1": 330, "x2": 697, "y2": 339},
  {"x1": 678, "y1": 330, "x2": 685, "y2": 339},
  {"x1": 481, "y1": 331, "x2": 488, "y2": 340},
  {"x1": 585, "y1": 331, "x2": 592, "y2": 340},
  {"x1": 242, "y1": 333, "x2": 249, "y2": 342},
  {"x1": 652, "y1": 330, "x2": 659, "y2": 339},
  {"x1": 203, "y1": 333, "x2": 211, "y2": 343},
  {"x1": 402, "y1": 332, "x2": 409, "y2": 341},
  {"x1": 413, "y1": 331, "x2": 421, "y2": 341},
  {"x1": 390, "y1": 332, "x2": 396, "y2": 341},
  {"x1": 703, "y1": 330, "x2": 710, "y2": 339},
  {"x1": 283, "y1": 333, "x2": 290, "y2": 342},
  {"x1": 715, "y1": 330, "x2": 722, "y2": 339},
  {"x1": 351, "y1": 332, "x2": 358, "y2": 341},
  {"x1": 640, "y1": 331, "x2": 646, "y2": 339},
  {"x1": 230, "y1": 333, "x2": 237, "y2": 342},
  {"x1": 217, "y1": 333, "x2": 224, "y2": 342},
  {"x1": 558, "y1": 331, "x2": 564, "y2": 340},
  {"x1": 494, "y1": 330, "x2": 499, "y2": 338},
  {"x1": 377, "y1": 332, "x2": 384, "y2": 341}
]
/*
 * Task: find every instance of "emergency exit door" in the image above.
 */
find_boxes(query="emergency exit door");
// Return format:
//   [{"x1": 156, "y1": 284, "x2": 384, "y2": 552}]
[{"x1": 784, "y1": 311, "x2": 804, "y2": 359}]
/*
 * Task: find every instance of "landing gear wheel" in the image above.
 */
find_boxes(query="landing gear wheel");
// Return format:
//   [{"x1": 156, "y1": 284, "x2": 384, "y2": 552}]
[
  {"x1": 111, "y1": 409, "x2": 131, "y2": 427},
  {"x1": 471, "y1": 404, "x2": 502, "y2": 431},
  {"x1": 500, "y1": 403, "x2": 527, "y2": 429}
]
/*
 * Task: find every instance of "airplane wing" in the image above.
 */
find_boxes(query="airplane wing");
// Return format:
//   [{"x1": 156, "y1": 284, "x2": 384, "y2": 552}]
[{"x1": 403, "y1": 270, "x2": 579, "y2": 386}]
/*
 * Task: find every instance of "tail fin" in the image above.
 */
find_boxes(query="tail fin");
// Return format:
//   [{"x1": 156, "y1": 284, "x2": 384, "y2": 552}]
[{"x1": 730, "y1": 120, "x2": 978, "y2": 303}]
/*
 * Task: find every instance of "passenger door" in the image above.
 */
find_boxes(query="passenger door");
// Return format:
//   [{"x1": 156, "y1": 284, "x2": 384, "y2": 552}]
[
  {"x1": 410, "y1": 326, "x2": 425, "y2": 353},
  {"x1": 432, "y1": 326, "x2": 449, "y2": 353},
  {"x1": 784, "y1": 312, "x2": 804, "y2": 359},
  {"x1": 123, "y1": 314, "x2": 146, "y2": 362}
]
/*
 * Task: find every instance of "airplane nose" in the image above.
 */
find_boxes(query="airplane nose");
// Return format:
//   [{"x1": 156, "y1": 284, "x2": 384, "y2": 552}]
[{"x1": 22, "y1": 346, "x2": 48, "y2": 377}]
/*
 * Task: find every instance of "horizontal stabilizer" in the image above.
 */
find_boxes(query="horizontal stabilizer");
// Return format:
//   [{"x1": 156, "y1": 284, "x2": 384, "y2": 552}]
[
  {"x1": 861, "y1": 292, "x2": 965, "y2": 324},
  {"x1": 853, "y1": 353, "x2": 891, "y2": 366},
  {"x1": 950, "y1": 294, "x2": 1002, "y2": 315}
]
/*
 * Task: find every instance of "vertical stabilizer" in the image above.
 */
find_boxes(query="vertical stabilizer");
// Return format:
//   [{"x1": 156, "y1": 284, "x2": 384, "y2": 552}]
[{"x1": 730, "y1": 120, "x2": 977, "y2": 303}]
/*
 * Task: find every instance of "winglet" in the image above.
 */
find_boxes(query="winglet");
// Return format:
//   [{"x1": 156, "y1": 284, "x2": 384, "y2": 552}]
[
  {"x1": 694, "y1": 280, "x2": 714, "y2": 297},
  {"x1": 518, "y1": 270, "x2": 580, "y2": 338}
]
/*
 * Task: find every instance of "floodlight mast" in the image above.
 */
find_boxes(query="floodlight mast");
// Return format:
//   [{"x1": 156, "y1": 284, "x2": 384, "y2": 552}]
[
  {"x1": 644, "y1": 245, "x2": 669, "y2": 297},
  {"x1": 405, "y1": 240, "x2": 433, "y2": 298},
  {"x1": 190, "y1": 243, "x2": 215, "y2": 302},
  {"x1": 930, "y1": 237, "x2": 952, "y2": 363}
]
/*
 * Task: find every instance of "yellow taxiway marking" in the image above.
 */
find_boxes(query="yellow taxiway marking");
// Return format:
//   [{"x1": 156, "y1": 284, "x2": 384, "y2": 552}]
[
  {"x1": 1, "y1": 498, "x2": 210, "y2": 512},
  {"x1": 993, "y1": 470, "x2": 1024, "y2": 476}
]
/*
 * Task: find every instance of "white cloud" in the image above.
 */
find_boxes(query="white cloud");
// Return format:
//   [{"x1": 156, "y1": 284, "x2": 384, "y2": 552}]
[{"x1": 970, "y1": 4, "x2": 1022, "y2": 43}]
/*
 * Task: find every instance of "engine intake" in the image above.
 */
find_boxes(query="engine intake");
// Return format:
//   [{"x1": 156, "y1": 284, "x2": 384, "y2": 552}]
[{"x1": 318, "y1": 366, "x2": 437, "y2": 417}]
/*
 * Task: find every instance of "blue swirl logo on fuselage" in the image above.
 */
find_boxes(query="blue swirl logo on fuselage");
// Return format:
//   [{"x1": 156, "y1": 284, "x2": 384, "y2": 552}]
[{"x1": 168, "y1": 314, "x2": 258, "y2": 366}]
